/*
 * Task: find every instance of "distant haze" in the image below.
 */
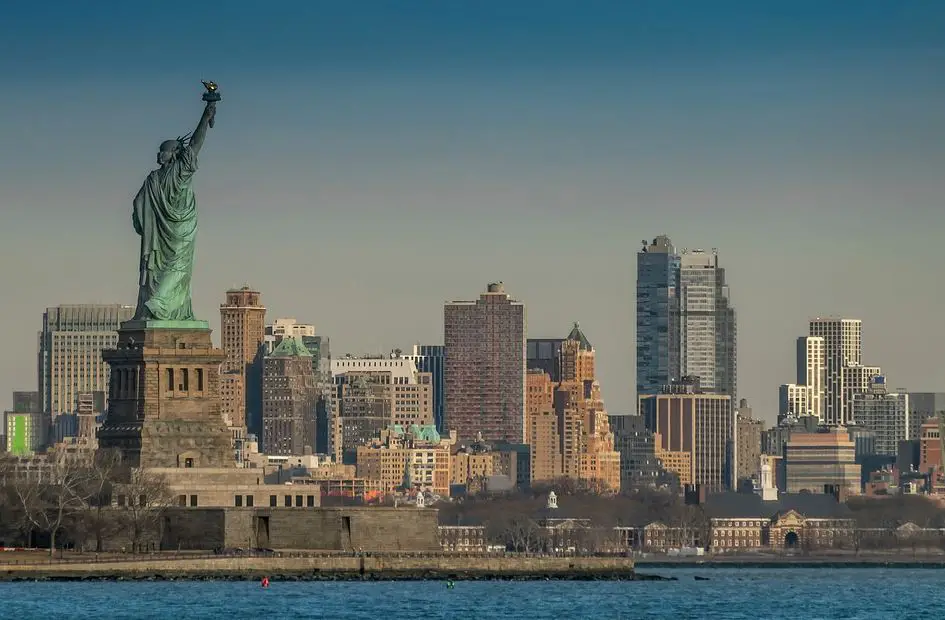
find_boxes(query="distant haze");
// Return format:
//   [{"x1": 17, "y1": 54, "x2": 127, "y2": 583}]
[{"x1": 1, "y1": 2, "x2": 944, "y2": 424}]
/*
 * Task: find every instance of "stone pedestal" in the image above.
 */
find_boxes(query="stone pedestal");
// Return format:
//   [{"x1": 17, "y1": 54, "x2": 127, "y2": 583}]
[{"x1": 98, "y1": 321, "x2": 235, "y2": 468}]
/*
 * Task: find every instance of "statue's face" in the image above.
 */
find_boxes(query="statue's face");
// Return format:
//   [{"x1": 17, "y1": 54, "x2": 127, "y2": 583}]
[{"x1": 157, "y1": 141, "x2": 178, "y2": 166}]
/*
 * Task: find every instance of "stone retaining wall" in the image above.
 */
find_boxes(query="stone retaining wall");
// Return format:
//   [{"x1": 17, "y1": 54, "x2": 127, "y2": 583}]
[{"x1": 0, "y1": 555, "x2": 635, "y2": 578}]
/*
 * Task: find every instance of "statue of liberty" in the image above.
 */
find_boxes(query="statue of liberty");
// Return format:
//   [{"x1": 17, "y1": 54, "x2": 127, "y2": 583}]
[{"x1": 132, "y1": 81, "x2": 221, "y2": 322}]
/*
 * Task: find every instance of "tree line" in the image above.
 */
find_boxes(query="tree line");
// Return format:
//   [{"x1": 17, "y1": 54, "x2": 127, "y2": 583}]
[
  {"x1": 0, "y1": 449, "x2": 174, "y2": 555},
  {"x1": 440, "y1": 478, "x2": 945, "y2": 553},
  {"x1": 439, "y1": 478, "x2": 708, "y2": 552}
]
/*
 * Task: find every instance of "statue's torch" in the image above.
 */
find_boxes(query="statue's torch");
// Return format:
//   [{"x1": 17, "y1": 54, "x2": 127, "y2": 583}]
[{"x1": 201, "y1": 80, "x2": 221, "y2": 128}]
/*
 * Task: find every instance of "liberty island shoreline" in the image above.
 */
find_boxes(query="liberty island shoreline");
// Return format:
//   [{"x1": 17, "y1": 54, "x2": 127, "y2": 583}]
[
  {"x1": 0, "y1": 554, "x2": 643, "y2": 582},
  {"x1": 3, "y1": 552, "x2": 945, "y2": 582}
]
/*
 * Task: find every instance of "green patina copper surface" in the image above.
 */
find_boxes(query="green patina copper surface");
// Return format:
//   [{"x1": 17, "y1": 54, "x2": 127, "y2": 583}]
[
  {"x1": 132, "y1": 83, "x2": 221, "y2": 323},
  {"x1": 269, "y1": 336, "x2": 314, "y2": 357}
]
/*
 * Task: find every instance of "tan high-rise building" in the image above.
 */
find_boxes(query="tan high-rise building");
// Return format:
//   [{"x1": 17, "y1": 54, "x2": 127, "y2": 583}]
[
  {"x1": 526, "y1": 370, "x2": 561, "y2": 483},
  {"x1": 652, "y1": 432, "x2": 693, "y2": 486},
  {"x1": 552, "y1": 324, "x2": 621, "y2": 492},
  {"x1": 639, "y1": 379, "x2": 736, "y2": 491},
  {"x1": 444, "y1": 282, "x2": 526, "y2": 444},
  {"x1": 219, "y1": 287, "x2": 266, "y2": 437}
]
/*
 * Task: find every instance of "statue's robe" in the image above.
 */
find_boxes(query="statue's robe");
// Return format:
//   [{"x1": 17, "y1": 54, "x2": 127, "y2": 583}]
[{"x1": 132, "y1": 146, "x2": 198, "y2": 321}]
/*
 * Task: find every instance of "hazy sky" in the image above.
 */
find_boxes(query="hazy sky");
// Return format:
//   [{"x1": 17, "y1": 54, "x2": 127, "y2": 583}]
[{"x1": 2, "y1": 2, "x2": 944, "y2": 424}]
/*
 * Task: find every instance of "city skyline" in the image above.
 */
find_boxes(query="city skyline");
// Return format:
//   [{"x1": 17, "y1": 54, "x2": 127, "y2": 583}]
[{"x1": 2, "y1": 3, "x2": 945, "y2": 421}]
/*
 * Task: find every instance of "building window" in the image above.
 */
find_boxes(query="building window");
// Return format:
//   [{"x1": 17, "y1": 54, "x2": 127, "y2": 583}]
[
  {"x1": 178, "y1": 495, "x2": 186, "y2": 507},
  {"x1": 184, "y1": 458, "x2": 194, "y2": 468},
  {"x1": 295, "y1": 495, "x2": 303, "y2": 507},
  {"x1": 166, "y1": 368, "x2": 174, "y2": 391},
  {"x1": 235, "y1": 495, "x2": 243, "y2": 507},
  {"x1": 196, "y1": 368, "x2": 204, "y2": 391},
  {"x1": 117, "y1": 495, "x2": 126, "y2": 507},
  {"x1": 269, "y1": 495, "x2": 277, "y2": 507},
  {"x1": 306, "y1": 495, "x2": 315, "y2": 507},
  {"x1": 190, "y1": 495, "x2": 198, "y2": 507},
  {"x1": 179, "y1": 369, "x2": 189, "y2": 392},
  {"x1": 246, "y1": 495, "x2": 254, "y2": 507},
  {"x1": 284, "y1": 496, "x2": 292, "y2": 507}
]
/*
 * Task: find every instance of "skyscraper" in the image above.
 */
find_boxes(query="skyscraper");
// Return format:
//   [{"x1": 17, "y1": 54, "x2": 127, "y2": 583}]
[
  {"x1": 219, "y1": 287, "x2": 266, "y2": 436},
  {"x1": 553, "y1": 323, "x2": 621, "y2": 491},
  {"x1": 808, "y1": 318, "x2": 881, "y2": 426},
  {"x1": 677, "y1": 249, "x2": 737, "y2": 397},
  {"x1": 778, "y1": 336, "x2": 826, "y2": 421},
  {"x1": 636, "y1": 235, "x2": 679, "y2": 395},
  {"x1": 262, "y1": 337, "x2": 318, "y2": 456},
  {"x1": 38, "y1": 304, "x2": 134, "y2": 416},
  {"x1": 526, "y1": 370, "x2": 561, "y2": 483},
  {"x1": 266, "y1": 319, "x2": 332, "y2": 452},
  {"x1": 639, "y1": 379, "x2": 736, "y2": 491},
  {"x1": 636, "y1": 237, "x2": 737, "y2": 398},
  {"x1": 851, "y1": 376, "x2": 909, "y2": 457},
  {"x1": 527, "y1": 338, "x2": 565, "y2": 383},
  {"x1": 444, "y1": 282, "x2": 526, "y2": 444}
]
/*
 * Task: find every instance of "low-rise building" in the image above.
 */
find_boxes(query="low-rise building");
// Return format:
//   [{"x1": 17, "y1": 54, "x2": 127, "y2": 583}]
[
  {"x1": 703, "y1": 492, "x2": 856, "y2": 552},
  {"x1": 355, "y1": 424, "x2": 453, "y2": 497}
]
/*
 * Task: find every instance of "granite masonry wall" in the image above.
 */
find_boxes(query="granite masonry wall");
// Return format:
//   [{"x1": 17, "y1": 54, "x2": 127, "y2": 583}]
[{"x1": 160, "y1": 507, "x2": 440, "y2": 552}]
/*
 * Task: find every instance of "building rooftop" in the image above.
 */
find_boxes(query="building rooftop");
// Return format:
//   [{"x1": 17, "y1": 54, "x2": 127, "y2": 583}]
[
  {"x1": 268, "y1": 336, "x2": 312, "y2": 358},
  {"x1": 566, "y1": 322, "x2": 593, "y2": 351},
  {"x1": 703, "y1": 492, "x2": 852, "y2": 520},
  {"x1": 389, "y1": 423, "x2": 441, "y2": 445}
]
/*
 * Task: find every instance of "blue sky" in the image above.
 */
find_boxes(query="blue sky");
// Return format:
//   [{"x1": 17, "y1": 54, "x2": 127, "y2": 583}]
[{"x1": 2, "y1": 2, "x2": 944, "y2": 421}]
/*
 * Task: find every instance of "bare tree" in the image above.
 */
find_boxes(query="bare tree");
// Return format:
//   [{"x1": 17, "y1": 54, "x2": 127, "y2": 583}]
[
  {"x1": 78, "y1": 449, "x2": 124, "y2": 552},
  {"x1": 114, "y1": 468, "x2": 174, "y2": 554},
  {"x1": 0, "y1": 456, "x2": 27, "y2": 546},
  {"x1": 14, "y1": 455, "x2": 94, "y2": 556}
]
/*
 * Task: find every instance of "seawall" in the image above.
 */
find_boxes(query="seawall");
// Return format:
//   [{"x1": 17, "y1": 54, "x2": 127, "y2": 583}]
[{"x1": 0, "y1": 555, "x2": 638, "y2": 582}]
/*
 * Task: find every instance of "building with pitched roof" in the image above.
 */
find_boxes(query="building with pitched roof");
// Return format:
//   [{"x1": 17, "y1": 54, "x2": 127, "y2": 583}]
[
  {"x1": 355, "y1": 424, "x2": 454, "y2": 497},
  {"x1": 262, "y1": 336, "x2": 318, "y2": 456},
  {"x1": 553, "y1": 323, "x2": 621, "y2": 492},
  {"x1": 701, "y1": 491, "x2": 855, "y2": 552}
]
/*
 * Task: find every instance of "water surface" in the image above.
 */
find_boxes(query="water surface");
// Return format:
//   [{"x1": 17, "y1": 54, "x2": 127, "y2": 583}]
[{"x1": 4, "y1": 567, "x2": 942, "y2": 619}]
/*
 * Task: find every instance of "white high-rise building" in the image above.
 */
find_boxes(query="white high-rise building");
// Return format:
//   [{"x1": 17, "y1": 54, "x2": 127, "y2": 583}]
[
  {"x1": 779, "y1": 383, "x2": 812, "y2": 420},
  {"x1": 266, "y1": 318, "x2": 316, "y2": 340},
  {"x1": 676, "y1": 249, "x2": 737, "y2": 396},
  {"x1": 809, "y1": 318, "x2": 880, "y2": 426},
  {"x1": 796, "y1": 336, "x2": 826, "y2": 420},
  {"x1": 38, "y1": 304, "x2": 134, "y2": 417}
]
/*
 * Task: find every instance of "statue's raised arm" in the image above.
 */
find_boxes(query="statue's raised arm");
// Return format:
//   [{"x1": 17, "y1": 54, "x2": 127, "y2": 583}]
[
  {"x1": 190, "y1": 81, "x2": 221, "y2": 156},
  {"x1": 131, "y1": 81, "x2": 223, "y2": 323}
]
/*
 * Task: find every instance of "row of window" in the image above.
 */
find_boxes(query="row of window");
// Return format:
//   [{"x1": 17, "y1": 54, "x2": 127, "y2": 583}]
[
  {"x1": 178, "y1": 494, "x2": 318, "y2": 508},
  {"x1": 166, "y1": 368, "x2": 205, "y2": 393}
]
